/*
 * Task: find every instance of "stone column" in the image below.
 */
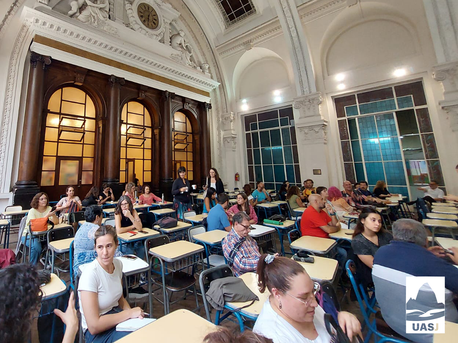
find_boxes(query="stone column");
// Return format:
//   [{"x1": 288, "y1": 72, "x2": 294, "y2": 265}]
[
  {"x1": 221, "y1": 112, "x2": 238, "y2": 191},
  {"x1": 103, "y1": 75, "x2": 124, "y2": 186},
  {"x1": 160, "y1": 91, "x2": 174, "y2": 200},
  {"x1": 13, "y1": 53, "x2": 51, "y2": 207},
  {"x1": 200, "y1": 103, "x2": 211, "y2": 179},
  {"x1": 293, "y1": 93, "x2": 331, "y2": 185}
]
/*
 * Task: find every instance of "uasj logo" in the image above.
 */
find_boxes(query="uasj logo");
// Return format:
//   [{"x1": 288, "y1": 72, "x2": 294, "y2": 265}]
[{"x1": 406, "y1": 276, "x2": 445, "y2": 334}]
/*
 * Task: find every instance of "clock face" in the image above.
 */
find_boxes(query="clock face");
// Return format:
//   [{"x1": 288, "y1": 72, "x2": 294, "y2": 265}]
[{"x1": 137, "y1": 3, "x2": 159, "y2": 30}]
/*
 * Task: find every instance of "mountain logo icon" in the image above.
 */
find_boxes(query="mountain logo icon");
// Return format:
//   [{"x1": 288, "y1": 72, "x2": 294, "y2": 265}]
[{"x1": 406, "y1": 282, "x2": 444, "y2": 321}]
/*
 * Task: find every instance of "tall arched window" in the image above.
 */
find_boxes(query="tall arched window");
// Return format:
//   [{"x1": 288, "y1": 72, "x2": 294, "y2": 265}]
[
  {"x1": 41, "y1": 87, "x2": 96, "y2": 198},
  {"x1": 172, "y1": 111, "x2": 194, "y2": 181},
  {"x1": 120, "y1": 101, "x2": 152, "y2": 184}
]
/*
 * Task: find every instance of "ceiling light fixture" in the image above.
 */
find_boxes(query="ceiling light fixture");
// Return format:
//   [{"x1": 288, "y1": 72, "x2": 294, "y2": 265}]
[
  {"x1": 337, "y1": 83, "x2": 346, "y2": 90},
  {"x1": 273, "y1": 90, "x2": 281, "y2": 96},
  {"x1": 274, "y1": 96, "x2": 282, "y2": 103},
  {"x1": 393, "y1": 68, "x2": 407, "y2": 77},
  {"x1": 335, "y1": 73, "x2": 345, "y2": 82},
  {"x1": 241, "y1": 104, "x2": 249, "y2": 111}
]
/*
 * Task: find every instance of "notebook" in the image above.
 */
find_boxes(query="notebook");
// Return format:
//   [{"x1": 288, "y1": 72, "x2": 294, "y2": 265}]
[{"x1": 116, "y1": 318, "x2": 156, "y2": 332}]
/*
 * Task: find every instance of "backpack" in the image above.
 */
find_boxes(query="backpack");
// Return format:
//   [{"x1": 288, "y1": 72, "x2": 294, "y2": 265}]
[
  {"x1": 315, "y1": 281, "x2": 340, "y2": 323},
  {"x1": 268, "y1": 214, "x2": 286, "y2": 222},
  {"x1": 153, "y1": 216, "x2": 177, "y2": 228}
]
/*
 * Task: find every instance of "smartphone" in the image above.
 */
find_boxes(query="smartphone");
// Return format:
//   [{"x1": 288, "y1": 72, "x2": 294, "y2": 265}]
[
  {"x1": 123, "y1": 255, "x2": 137, "y2": 260},
  {"x1": 51, "y1": 206, "x2": 57, "y2": 212},
  {"x1": 445, "y1": 249, "x2": 455, "y2": 256},
  {"x1": 297, "y1": 251, "x2": 310, "y2": 258}
]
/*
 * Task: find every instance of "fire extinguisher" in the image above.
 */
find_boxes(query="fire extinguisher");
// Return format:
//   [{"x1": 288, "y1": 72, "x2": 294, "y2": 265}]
[{"x1": 235, "y1": 172, "x2": 240, "y2": 181}]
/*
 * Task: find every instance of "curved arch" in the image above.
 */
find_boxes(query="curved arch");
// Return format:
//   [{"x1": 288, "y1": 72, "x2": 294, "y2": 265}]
[
  {"x1": 320, "y1": 2, "x2": 421, "y2": 77},
  {"x1": 119, "y1": 96, "x2": 160, "y2": 130},
  {"x1": 233, "y1": 47, "x2": 291, "y2": 100}
]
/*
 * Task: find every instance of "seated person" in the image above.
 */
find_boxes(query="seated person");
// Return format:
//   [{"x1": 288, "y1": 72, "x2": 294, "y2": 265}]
[
  {"x1": 114, "y1": 195, "x2": 145, "y2": 258},
  {"x1": 79, "y1": 225, "x2": 144, "y2": 343},
  {"x1": 138, "y1": 185, "x2": 162, "y2": 205},
  {"x1": 252, "y1": 181, "x2": 271, "y2": 204},
  {"x1": 73, "y1": 205, "x2": 122, "y2": 278},
  {"x1": 207, "y1": 193, "x2": 231, "y2": 232},
  {"x1": 373, "y1": 219, "x2": 458, "y2": 343},
  {"x1": 123, "y1": 182, "x2": 136, "y2": 204},
  {"x1": 286, "y1": 186, "x2": 305, "y2": 210},
  {"x1": 278, "y1": 181, "x2": 289, "y2": 201},
  {"x1": 327, "y1": 186, "x2": 354, "y2": 217},
  {"x1": 205, "y1": 327, "x2": 273, "y2": 343},
  {"x1": 0, "y1": 263, "x2": 78, "y2": 343},
  {"x1": 203, "y1": 187, "x2": 217, "y2": 214},
  {"x1": 341, "y1": 180, "x2": 363, "y2": 207},
  {"x1": 23, "y1": 192, "x2": 59, "y2": 265},
  {"x1": 222, "y1": 212, "x2": 261, "y2": 277},
  {"x1": 301, "y1": 194, "x2": 347, "y2": 269},
  {"x1": 253, "y1": 254, "x2": 361, "y2": 342},
  {"x1": 301, "y1": 179, "x2": 316, "y2": 201},
  {"x1": 56, "y1": 186, "x2": 82, "y2": 215},
  {"x1": 372, "y1": 180, "x2": 391, "y2": 199},
  {"x1": 227, "y1": 192, "x2": 258, "y2": 224},
  {"x1": 243, "y1": 183, "x2": 256, "y2": 207},
  {"x1": 351, "y1": 208, "x2": 392, "y2": 288},
  {"x1": 82, "y1": 186, "x2": 100, "y2": 207},
  {"x1": 418, "y1": 180, "x2": 444, "y2": 203},
  {"x1": 98, "y1": 183, "x2": 115, "y2": 205},
  {"x1": 356, "y1": 181, "x2": 372, "y2": 197}
]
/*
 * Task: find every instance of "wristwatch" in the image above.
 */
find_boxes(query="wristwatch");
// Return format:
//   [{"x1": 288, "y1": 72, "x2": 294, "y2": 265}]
[{"x1": 329, "y1": 212, "x2": 336, "y2": 216}]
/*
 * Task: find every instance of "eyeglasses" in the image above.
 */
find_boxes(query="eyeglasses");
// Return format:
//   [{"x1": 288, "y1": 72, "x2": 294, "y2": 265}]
[
  {"x1": 238, "y1": 223, "x2": 252, "y2": 231},
  {"x1": 286, "y1": 282, "x2": 320, "y2": 307},
  {"x1": 121, "y1": 202, "x2": 129, "y2": 206}
]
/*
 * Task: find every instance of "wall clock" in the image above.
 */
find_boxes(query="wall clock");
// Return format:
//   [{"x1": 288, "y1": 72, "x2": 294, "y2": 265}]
[{"x1": 137, "y1": 3, "x2": 159, "y2": 30}]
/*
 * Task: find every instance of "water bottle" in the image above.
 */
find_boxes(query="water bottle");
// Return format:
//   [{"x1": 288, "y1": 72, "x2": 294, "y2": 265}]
[{"x1": 162, "y1": 193, "x2": 164, "y2": 203}]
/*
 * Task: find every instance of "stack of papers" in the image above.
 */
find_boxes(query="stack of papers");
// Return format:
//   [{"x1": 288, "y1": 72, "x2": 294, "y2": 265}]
[{"x1": 116, "y1": 318, "x2": 156, "y2": 332}]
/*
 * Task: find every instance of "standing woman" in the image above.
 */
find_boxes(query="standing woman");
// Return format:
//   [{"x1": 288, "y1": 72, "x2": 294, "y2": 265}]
[
  {"x1": 99, "y1": 184, "x2": 115, "y2": 205},
  {"x1": 138, "y1": 185, "x2": 162, "y2": 205},
  {"x1": 227, "y1": 192, "x2": 258, "y2": 224},
  {"x1": 114, "y1": 196, "x2": 144, "y2": 258},
  {"x1": 82, "y1": 186, "x2": 100, "y2": 207},
  {"x1": 56, "y1": 186, "x2": 82, "y2": 215},
  {"x1": 203, "y1": 187, "x2": 217, "y2": 214},
  {"x1": 203, "y1": 168, "x2": 224, "y2": 195},
  {"x1": 123, "y1": 182, "x2": 137, "y2": 204},
  {"x1": 285, "y1": 186, "x2": 305, "y2": 210},
  {"x1": 351, "y1": 208, "x2": 392, "y2": 287},
  {"x1": 171, "y1": 166, "x2": 192, "y2": 219},
  {"x1": 373, "y1": 180, "x2": 391, "y2": 199},
  {"x1": 79, "y1": 225, "x2": 144, "y2": 343},
  {"x1": 23, "y1": 192, "x2": 59, "y2": 264}
]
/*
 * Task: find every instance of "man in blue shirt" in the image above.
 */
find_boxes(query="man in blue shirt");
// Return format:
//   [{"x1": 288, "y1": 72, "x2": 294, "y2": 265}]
[
  {"x1": 207, "y1": 193, "x2": 231, "y2": 232},
  {"x1": 251, "y1": 181, "x2": 271, "y2": 204}
]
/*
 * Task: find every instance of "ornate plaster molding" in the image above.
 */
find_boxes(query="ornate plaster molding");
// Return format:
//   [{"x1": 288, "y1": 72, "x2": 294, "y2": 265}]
[
  {"x1": 433, "y1": 61, "x2": 458, "y2": 131},
  {"x1": 298, "y1": 0, "x2": 346, "y2": 24},
  {"x1": 223, "y1": 134, "x2": 237, "y2": 151},
  {"x1": 293, "y1": 92, "x2": 322, "y2": 119},
  {"x1": 221, "y1": 112, "x2": 234, "y2": 132},
  {"x1": 297, "y1": 123, "x2": 328, "y2": 145},
  {"x1": 0, "y1": 0, "x2": 25, "y2": 39}
]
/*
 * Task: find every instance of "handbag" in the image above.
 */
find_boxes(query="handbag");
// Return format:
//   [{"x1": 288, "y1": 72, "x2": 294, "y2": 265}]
[{"x1": 30, "y1": 217, "x2": 49, "y2": 232}]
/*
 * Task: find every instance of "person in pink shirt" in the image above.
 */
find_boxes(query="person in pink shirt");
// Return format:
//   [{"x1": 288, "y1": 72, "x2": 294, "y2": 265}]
[
  {"x1": 227, "y1": 192, "x2": 258, "y2": 224},
  {"x1": 138, "y1": 185, "x2": 162, "y2": 205}
]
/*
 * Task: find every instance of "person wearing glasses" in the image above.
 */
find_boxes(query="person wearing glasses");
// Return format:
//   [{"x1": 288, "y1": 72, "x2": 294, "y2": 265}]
[
  {"x1": 222, "y1": 212, "x2": 261, "y2": 277},
  {"x1": 253, "y1": 254, "x2": 361, "y2": 343}
]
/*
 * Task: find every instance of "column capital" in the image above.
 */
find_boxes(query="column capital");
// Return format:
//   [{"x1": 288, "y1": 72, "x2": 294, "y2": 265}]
[
  {"x1": 221, "y1": 112, "x2": 235, "y2": 132},
  {"x1": 296, "y1": 122, "x2": 328, "y2": 145},
  {"x1": 108, "y1": 75, "x2": 125, "y2": 86},
  {"x1": 432, "y1": 60, "x2": 458, "y2": 130},
  {"x1": 223, "y1": 133, "x2": 237, "y2": 151},
  {"x1": 293, "y1": 92, "x2": 322, "y2": 120},
  {"x1": 30, "y1": 52, "x2": 51, "y2": 69}
]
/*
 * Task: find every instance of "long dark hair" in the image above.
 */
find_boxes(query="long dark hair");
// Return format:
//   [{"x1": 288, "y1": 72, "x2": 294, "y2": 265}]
[
  {"x1": 236, "y1": 192, "x2": 252, "y2": 215},
  {"x1": 207, "y1": 167, "x2": 220, "y2": 182},
  {"x1": 243, "y1": 184, "x2": 252, "y2": 196},
  {"x1": 30, "y1": 192, "x2": 49, "y2": 209},
  {"x1": 285, "y1": 186, "x2": 300, "y2": 200},
  {"x1": 279, "y1": 181, "x2": 289, "y2": 194},
  {"x1": 257, "y1": 254, "x2": 305, "y2": 294},
  {"x1": 205, "y1": 187, "x2": 216, "y2": 199},
  {"x1": 352, "y1": 207, "x2": 383, "y2": 238},
  {"x1": 0, "y1": 264, "x2": 42, "y2": 343},
  {"x1": 85, "y1": 186, "x2": 99, "y2": 199},
  {"x1": 115, "y1": 195, "x2": 134, "y2": 215}
]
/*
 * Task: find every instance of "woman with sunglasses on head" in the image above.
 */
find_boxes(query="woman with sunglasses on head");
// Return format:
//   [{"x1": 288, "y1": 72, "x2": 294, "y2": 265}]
[
  {"x1": 253, "y1": 254, "x2": 361, "y2": 343},
  {"x1": 79, "y1": 225, "x2": 144, "y2": 343}
]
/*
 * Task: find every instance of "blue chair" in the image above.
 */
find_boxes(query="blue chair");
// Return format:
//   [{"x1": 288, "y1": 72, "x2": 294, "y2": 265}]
[
  {"x1": 287, "y1": 227, "x2": 301, "y2": 255},
  {"x1": 345, "y1": 260, "x2": 408, "y2": 343}
]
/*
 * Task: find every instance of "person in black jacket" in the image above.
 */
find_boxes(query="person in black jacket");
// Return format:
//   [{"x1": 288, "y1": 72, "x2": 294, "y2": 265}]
[
  {"x1": 203, "y1": 167, "x2": 224, "y2": 195},
  {"x1": 172, "y1": 166, "x2": 192, "y2": 219}
]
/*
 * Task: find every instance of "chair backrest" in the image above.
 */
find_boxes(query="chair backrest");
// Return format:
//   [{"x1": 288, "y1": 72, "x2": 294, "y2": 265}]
[
  {"x1": 287, "y1": 228, "x2": 301, "y2": 245},
  {"x1": 188, "y1": 225, "x2": 206, "y2": 242},
  {"x1": 5, "y1": 205, "x2": 22, "y2": 212},
  {"x1": 15, "y1": 216, "x2": 28, "y2": 260},
  {"x1": 286, "y1": 201, "x2": 295, "y2": 220},
  {"x1": 198, "y1": 264, "x2": 234, "y2": 321},
  {"x1": 69, "y1": 211, "x2": 85, "y2": 225},
  {"x1": 103, "y1": 219, "x2": 116, "y2": 227},
  {"x1": 47, "y1": 226, "x2": 74, "y2": 242},
  {"x1": 416, "y1": 198, "x2": 430, "y2": 221},
  {"x1": 183, "y1": 211, "x2": 197, "y2": 220},
  {"x1": 144, "y1": 235, "x2": 170, "y2": 260}
]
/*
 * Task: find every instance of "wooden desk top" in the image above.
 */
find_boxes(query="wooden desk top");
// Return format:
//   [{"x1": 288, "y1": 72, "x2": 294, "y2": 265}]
[
  {"x1": 290, "y1": 236, "x2": 337, "y2": 254},
  {"x1": 48, "y1": 237, "x2": 74, "y2": 252},
  {"x1": 434, "y1": 321, "x2": 458, "y2": 342},
  {"x1": 41, "y1": 273, "x2": 67, "y2": 299},
  {"x1": 116, "y1": 309, "x2": 217, "y2": 342},
  {"x1": 53, "y1": 223, "x2": 73, "y2": 230},
  {"x1": 343, "y1": 212, "x2": 359, "y2": 219},
  {"x1": 185, "y1": 214, "x2": 208, "y2": 222},
  {"x1": 427, "y1": 213, "x2": 458, "y2": 220},
  {"x1": 432, "y1": 208, "x2": 458, "y2": 215},
  {"x1": 249, "y1": 224, "x2": 276, "y2": 237},
  {"x1": 422, "y1": 219, "x2": 458, "y2": 228},
  {"x1": 432, "y1": 202, "x2": 457, "y2": 207},
  {"x1": 196, "y1": 194, "x2": 204, "y2": 200},
  {"x1": 149, "y1": 240, "x2": 203, "y2": 262},
  {"x1": 435, "y1": 237, "x2": 458, "y2": 250},
  {"x1": 103, "y1": 208, "x2": 116, "y2": 213},
  {"x1": 118, "y1": 228, "x2": 160, "y2": 242},
  {"x1": 158, "y1": 221, "x2": 192, "y2": 233},
  {"x1": 150, "y1": 208, "x2": 175, "y2": 214},
  {"x1": 80, "y1": 256, "x2": 149, "y2": 275},
  {"x1": 0, "y1": 219, "x2": 10, "y2": 225},
  {"x1": 296, "y1": 256, "x2": 338, "y2": 282},
  {"x1": 193, "y1": 230, "x2": 228, "y2": 244},
  {"x1": 293, "y1": 207, "x2": 306, "y2": 213},
  {"x1": 256, "y1": 203, "x2": 278, "y2": 208},
  {"x1": 226, "y1": 272, "x2": 269, "y2": 317},
  {"x1": 79, "y1": 218, "x2": 109, "y2": 226},
  {"x1": 1, "y1": 209, "x2": 29, "y2": 216},
  {"x1": 329, "y1": 229, "x2": 354, "y2": 241},
  {"x1": 271, "y1": 200, "x2": 287, "y2": 205},
  {"x1": 263, "y1": 219, "x2": 296, "y2": 228},
  {"x1": 133, "y1": 204, "x2": 150, "y2": 210}
]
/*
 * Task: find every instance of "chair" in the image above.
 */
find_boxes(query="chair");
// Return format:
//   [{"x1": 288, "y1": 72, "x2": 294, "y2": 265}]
[
  {"x1": 345, "y1": 260, "x2": 408, "y2": 343},
  {"x1": 14, "y1": 216, "x2": 28, "y2": 262},
  {"x1": 198, "y1": 264, "x2": 234, "y2": 322},
  {"x1": 4, "y1": 205, "x2": 23, "y2": 226},
  {"x1": 69, "y1": 211, "x2": 85, "y2": 232},
  {"x1": 287, "y1": 228, "x2": 302, "y2": 255},
  {"x1": 103, "y1": 218, "x2": 116, "y2": 227},
  {"x1": 183, "y1": 210, "x2": 197, "y2": 224},
  {"x1": 45, "y1": 226, "x2": 74, "y2": 274},
  {"x1": 188, "y1": 225, "x2": 225, "y2": 268},
  {"x1": 146, "y1": 235, "x2": 199, "y2": 313},
  {"x1": 286, "y1": 202, "x2": 299, "y2": 220}
]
